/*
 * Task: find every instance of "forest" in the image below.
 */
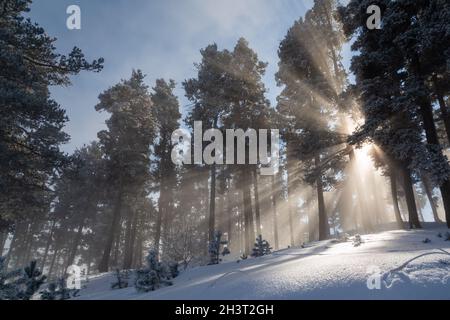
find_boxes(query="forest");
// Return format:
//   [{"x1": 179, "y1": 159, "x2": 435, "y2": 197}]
[{"x1": 1, "y1": 0, "x2": 450, "y2": 298}]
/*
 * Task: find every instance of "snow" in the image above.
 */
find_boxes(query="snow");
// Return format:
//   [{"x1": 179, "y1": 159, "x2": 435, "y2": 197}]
[{"x1": 76, "y1": 225, "x2": 450, "y2": 300}]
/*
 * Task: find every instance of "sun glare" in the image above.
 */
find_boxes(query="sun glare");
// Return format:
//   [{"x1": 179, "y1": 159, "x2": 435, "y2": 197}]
[{"x1": 354, "y1": 144, "x2": 373, "y2": 171}]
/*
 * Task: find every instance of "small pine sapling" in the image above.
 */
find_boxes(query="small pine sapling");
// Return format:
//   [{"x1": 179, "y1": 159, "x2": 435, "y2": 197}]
[
  {"x1": 352, "y1": 234, "x2": 362, "y2": 247},
  {"x1": 251, "y1": 235, "x2": 272, "y2": 257},
  {"x1": 40, "y1": 277, "x2": 79, "y2": 300},
  {"x1": 221, "y1": 246, "x2": 231, "y2": 257},
  {"x1": 0, "y1": 256, "x2": 22, "y2": 299},
  {"x1": 111, "y1": 269, "x2": 130, "y2": 289},
  {"x1": 40, "y1": 282, "x2": 59, "y2": 300},
  {"x1": 168, "y1": 261, "x2": 179, "y2": 279},
  {"x1": 16, "y1": 260, "x2": 47, "y2": 300},
  {"x1": 135, "y1": 249, "x2": 172, "y2": 292},
  {"x1": 208, "y1": 231, "x2": 228, "y2": 265}
]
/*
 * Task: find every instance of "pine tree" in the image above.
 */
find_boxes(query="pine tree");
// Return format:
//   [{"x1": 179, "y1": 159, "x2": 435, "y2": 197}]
[
  {"x1": 222, "y1": 38, "x2": 272, "y2": 254},
  {"x1": 40, "y1": 277, "x2": 79, "y2": 300},
  {"x1": 184, "y1": 44, "x2": 233, "y2": 248},
  {"x1": 339, "y1": 0, "x2": 450, "y2": 229},
  {"x1": 0, "y1": 256, "x2": 22, "y2": 299},
  {"x1": 208, "y1": 231, "x2": 228, "y2": 265},
  {"x1": 276, "y1": 5, "x2": 347, "y2": 240},
  {"x1": 135, "y1": 249, "x2": 172, "y2": 292},
  {"x1": 15, "y1": 260, "x2": 46, "y2": 300},
  {"x1": 151, "y1": 79, "x2": 181, "y2": 256},
  {"x1": 96, "y1": 70, "x2": 155, "y2": 272},
  {"x1": 251, "y1": 235, "x2": 272, "y2": 257},
  {"x1": 0, "y1": 0, "x2": 103, "y2": 230}
]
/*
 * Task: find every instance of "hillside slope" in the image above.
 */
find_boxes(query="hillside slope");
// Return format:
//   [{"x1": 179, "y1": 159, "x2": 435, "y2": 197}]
[{"x1": 77, "y1": 226, "x2": 450, "y2": 300}]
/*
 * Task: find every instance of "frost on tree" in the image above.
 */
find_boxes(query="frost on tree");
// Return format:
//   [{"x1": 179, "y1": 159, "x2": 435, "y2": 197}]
[
  {"x1": 0, "y1": 257, "x2": 46, "y2": 300},
  {"x1": 0, "y1": 256, "x2": 22, "y2": 300},
  {"x1": 40, "y1": 277, "x2": 79, "y2": 300},
  {"x1": 251, "y1": 235, "x2": 272, "y2": 257},
  {"x1": 134, "y1": 249, "x2": 173, "y2": 292},
  {"x1": 208, "y1": 231, "x2": 228, "y2": 265}
]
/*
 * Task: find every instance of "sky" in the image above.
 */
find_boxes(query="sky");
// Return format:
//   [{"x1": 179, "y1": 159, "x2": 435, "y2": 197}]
[{"x1": 27, "y1": 0, "x2": 355, "y2": 153}]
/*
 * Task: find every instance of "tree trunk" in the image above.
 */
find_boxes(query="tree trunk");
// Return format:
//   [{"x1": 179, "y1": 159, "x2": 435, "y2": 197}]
[
  {"x1": 226, "y1": 183, "x2": 233, "y2": 247},
  {"x1": 285, "y1": 153, "x2": 295, "y2": 246},
  {"x1": 315, "y1": 155, "x2": 329, "y2": 240},
  {"x1": 133, "y1": 221, "x2": 143, "y2": 268},
  {"x1": 253, "y1": 168, "x2": 262, "y2": 237},
  {"x1": 15, "y1": 222, "x2": 31, "y2": 268},
  {"x1": 0, "y1": 231, "x2": 7, "y2": 256},
  {"x1": 122, "y1": 206, "x2": 133, "y2": 269},
  {"x1": 208, "y1": 116, "x2": 219, "y2": 244},
  {"x1": 23, "y1": 220, "x2": 38, "y2": 266},
  {"x1": 389, "y1": 171, "x2": 404, "y2": 229},
  {"x1": 287, "y1": 198, "x2": 295, "y2": 246},
  {"x1": 242, "y1": 168, "x2": 254, "y2": 255},
  {"x1": 208, "y1": 163, "x2": 216, "y2": 243},
  {"x1": 308, "y1": 196, "x2": 317, "y2": 242},
  {"x1": 413, "y1": 59, "x2": 450, "y2": 228},
  {"x1": 48, "y1": 247, "x2": 59, "y2": 280},
  {"x1": 5, "y1": 228, "x2": 18, "y2": 269},
  {"x1": 435, "y1": 85, "x2": 450, "y2": 145},
  {"x1": 40, "y1": 219, "x2": 56, "y2": 270},
  {"x1": 422, "y1": 174, "x2": 442, "y2": 223},
  {"x1": 270, "y1": 175, "x2": 279, "y2": 250},
  {"x1": 98, "y1": 188, "x2": 123, "y2": 272},
  {"x1": 419, "y1": 98, "x2": 450, "y2": 228},
  {"x1": 123, "y1": 207, "x2": 138, "y2": 269},
  {"x1": 112, "y1": 231, "x2": 121, "y2": 267},
  {"x1": 401, "y1": 166, "x2": 421, "y2": 229},
  {"x1": 155, "y1": 183, "x2": 165, "y2": 253},
  {"x1": 65, "y1": 222, "x2": 84, "y2": 272}
]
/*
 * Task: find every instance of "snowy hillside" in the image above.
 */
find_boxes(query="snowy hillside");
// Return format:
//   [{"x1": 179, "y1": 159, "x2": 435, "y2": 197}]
[{"x1": 76, "y1": 225, "x2": 450, "y2": 300}]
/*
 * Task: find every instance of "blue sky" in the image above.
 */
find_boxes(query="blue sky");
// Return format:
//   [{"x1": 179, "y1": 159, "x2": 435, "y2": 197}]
[{"x1": 29, "y1": 0, "x2": 352, "y2": 153}]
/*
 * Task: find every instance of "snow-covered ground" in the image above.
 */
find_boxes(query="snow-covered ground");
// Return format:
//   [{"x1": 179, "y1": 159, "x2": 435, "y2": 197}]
[{"x1": 76, "y1": 225, "x2": 450, "y2": 300}]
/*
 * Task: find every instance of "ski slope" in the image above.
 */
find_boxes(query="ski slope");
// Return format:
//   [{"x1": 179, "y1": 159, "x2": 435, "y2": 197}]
[{"x1": 76, "y1": 225, "x2": 450, "y2": 300}]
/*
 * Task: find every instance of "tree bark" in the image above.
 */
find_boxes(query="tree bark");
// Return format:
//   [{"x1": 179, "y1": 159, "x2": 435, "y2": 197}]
[
  {"x1": 434, "y1": 81, "x2": 450, "y2": 144},
  {"x1": 242, "y1": 168, "x2": 254, "y2": 255},
  {"x1": 308, "y1": 195, "x2": 317, "y2": 242},
  {"x1": 40, "y1": 219, "x2": 56, "y2": 270},
  {"x1": 209, "y1": 163, "x2": 216, "y2": 243},
  {"x1": 315, "y1": 155, "x2": 329, "y2": 240},
  {"x1": 65, "y1": 222, "x2": 84, "y2": 272},
  {"x1": 270, "y1": 175, "x2": 280, "y2": 250},
  {"x1": 98, "y1": 188, "x2": 123, "y2": 272},
  {"x1": 253, "y1": 168, "x2": 262, "y2": 237},
  {"x1": 123, "y1": 207, "x2": 138, "y2": 269},
  {"x1": 419, "y1": 98, "x2": 450, "y2": 228},
  {"x1": 0, "y1": 231, "x2": 7, "y2": 256},
  {"x1": 421, "y1": 174, "x2": 442, "y2": 223},
  {"x1": 226, "y1": 182, "x2": 233, "y2": 247},
  {"x1": 412, "y1": 59, "x2": 450, "y2": 228},
  {"x1": 401, "y1": 166, "x2": 421, "y2": 229},
  {"x1": 285, "y1": 153, "x2": 295, "y2": 246},
  {"x1": 155, "y1": 183, "x2": 165, "y2": 253},
  {"x1": 389, "y1": 171, "x2": 404, "y2": 229},
  {"x1": 5, "y1": 228, "x2": 18, "y2": 269},
  {"x1": 48, "y1": 247, "x2": 59, "y2": 280},
  {"x1": 133, "y1": 220, "x2": 143, "y2": 268}
]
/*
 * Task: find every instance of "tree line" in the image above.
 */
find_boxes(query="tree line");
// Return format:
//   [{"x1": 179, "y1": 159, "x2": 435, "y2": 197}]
[{"x1": 1, "y1": 0, "x2": 450, "y2": 278}]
